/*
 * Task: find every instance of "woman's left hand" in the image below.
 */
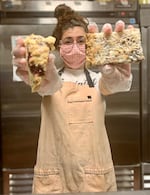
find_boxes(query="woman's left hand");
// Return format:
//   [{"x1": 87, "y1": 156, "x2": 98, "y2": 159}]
[{"x1": 101, "y1": 63, "x2": 131, "y2": 78}]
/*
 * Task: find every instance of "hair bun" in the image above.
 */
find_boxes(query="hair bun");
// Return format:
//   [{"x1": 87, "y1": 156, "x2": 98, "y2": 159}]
[
  {"x1": 54, "y1": 4, "x2": 74, "y2": 21},
  {"x1": 53, "y1": 4, "x2": 89, "y2": 49}
]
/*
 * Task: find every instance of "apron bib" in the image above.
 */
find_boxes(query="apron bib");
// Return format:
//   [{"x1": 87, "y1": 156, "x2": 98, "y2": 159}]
[{"x1": 32, "y1": 70, "x2": 117, "y2": 193}]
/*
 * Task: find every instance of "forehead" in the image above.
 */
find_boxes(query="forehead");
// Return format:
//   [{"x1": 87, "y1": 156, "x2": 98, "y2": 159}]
[{"x1": 62, "y1": 26, "x2": 86, "y2": 39}]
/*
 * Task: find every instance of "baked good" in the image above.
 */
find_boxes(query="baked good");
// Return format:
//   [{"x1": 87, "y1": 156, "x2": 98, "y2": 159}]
[
  {"x1": 85, "y1": 28, "x2": 144, "y2": 67},
  {"x1": 24, "y1": 34, "x2": 56, "y2": 92}
]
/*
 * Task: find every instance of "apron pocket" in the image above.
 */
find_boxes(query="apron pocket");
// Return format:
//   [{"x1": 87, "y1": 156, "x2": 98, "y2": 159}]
[
  {"x1": 83, "y1": 168, "x2": 117, "y2": 192},
  {"x1": 104, "y1": 168, "x2": 117, "y2": 191},
  {"x1": 33, "y1": 169, "x2": 62, "y2": 194},
  {"x1": 67, "y1": 97, "x2": 93, "y2": 123},
  {"x1": 84, "y1": 172, "x2": 106, "y2": 192}
]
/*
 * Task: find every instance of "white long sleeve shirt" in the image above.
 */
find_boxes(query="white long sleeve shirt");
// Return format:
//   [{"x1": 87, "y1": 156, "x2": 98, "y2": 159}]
[{"x1": 58, "y1": 67, "x2": 132, "y2": 95}]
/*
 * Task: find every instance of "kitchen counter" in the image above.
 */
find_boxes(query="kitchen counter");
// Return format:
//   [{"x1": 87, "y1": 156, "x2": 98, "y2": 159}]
[
  {"x1": 34, "y1": 190, "x2": 150, "y2": 195},
  {"x1": 63, "y1": 190, "x2": 150, "y2": 195},
  {"x1": 25, "y1": 191, "x2": 150, "y2": 195},
  {"x1": 16, "y1": 190, "x2": 150, "y2": 195},
  {"x1": 62, "y1": 191, "x2": 149, "y2": 195},
  {"x1": 90, "y1": 191, "x2": 150, "y2": 195}
]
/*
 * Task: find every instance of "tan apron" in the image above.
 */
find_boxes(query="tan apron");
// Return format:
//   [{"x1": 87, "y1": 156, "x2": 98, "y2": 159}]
[{"x1": 32, "y1": 81, "x2": 117, "y2": 194}]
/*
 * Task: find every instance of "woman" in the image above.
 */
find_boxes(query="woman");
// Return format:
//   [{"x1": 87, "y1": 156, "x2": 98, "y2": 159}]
[{"x1": 13, "y1": 4, "x2": 132, "y2": 194}]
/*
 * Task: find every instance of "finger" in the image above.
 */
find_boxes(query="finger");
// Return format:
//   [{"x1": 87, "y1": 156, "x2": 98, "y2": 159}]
[
  {"x1": 117, "y1": 64, "x2": 131, "y2": 77},
  {"x1": 114, "y1": 20, "x2": 125, "y2": 32},
  {"x1": 102, "y1": 23, "x2": 112, "y2": 36},
  {"x1": 13, "y1": 46, "x2": 26, "y2": 58},
  {"x1": 102, "y1": 64, "x2": 115, "y2": 75},
  {"x1": 13, "y1": 37, "x2": 26, "y2": 58},
  {"x1": 127, "y1": 24, "x2": 134, "y2": 29},
  {"x1": 49, "y1": 53, "x2": 55, "y2": 64},
  {"x1": 13, "y1": 57, "x2": 27, "y2": 68},
  {"x1": 16, "y1": 36, "x2": 25, "y2": 46},
  {"x1": 88, "y1": 22, "x2": 99, "y2": 33}
]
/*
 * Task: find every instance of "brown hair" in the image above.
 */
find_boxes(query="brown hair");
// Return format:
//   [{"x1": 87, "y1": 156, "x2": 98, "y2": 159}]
[{"x1": 52, "y1": 4, "x2": 89, "y2": 49}]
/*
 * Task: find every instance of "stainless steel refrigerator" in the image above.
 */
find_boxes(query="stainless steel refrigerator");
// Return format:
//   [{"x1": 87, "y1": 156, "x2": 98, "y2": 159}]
[
  {"x1": 140, "y1": 4, "x2": 150, "y2": 190},
  {"x1": 0, "y1": 0, "x2": 148, "y2": 193}
]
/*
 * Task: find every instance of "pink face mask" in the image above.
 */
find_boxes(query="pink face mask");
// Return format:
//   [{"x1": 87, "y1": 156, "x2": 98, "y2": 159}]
[{"x1": 60, "y1": 43, "x2": 86, "y2": 69}]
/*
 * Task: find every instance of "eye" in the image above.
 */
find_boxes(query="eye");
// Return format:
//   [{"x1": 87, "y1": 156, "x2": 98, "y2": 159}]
[
  {"x1": 64, "y1": 40, "x2": 72, "y2": 45},
  {"x1": 62, "y1": 38, "x2": 73, "y2": 45},
  {"x1": 77, "y1": 37, "x2": 86, "y2": 45}
]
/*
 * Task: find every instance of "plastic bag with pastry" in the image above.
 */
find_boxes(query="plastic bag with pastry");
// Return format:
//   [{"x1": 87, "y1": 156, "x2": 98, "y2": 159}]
[
  {"x1": 14, "y1": 36, "x2": 62, "y2": 96},
  {"x1": 16, "y1": 53, "x2": 62, "y2": 96},
  {"x1": 86, "y1": 22, "x2": 145, "y2": 67},
  {"x1": 87, "y1": 21, "x2": 133, "y2": 95},
  {"x1": 24, "y1": 34, "x2": 57, "y2": 93}
]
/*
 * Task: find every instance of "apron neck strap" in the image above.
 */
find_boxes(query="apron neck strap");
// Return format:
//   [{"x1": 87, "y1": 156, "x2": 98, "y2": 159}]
[
  {"x1": 84, "y1": 68, "x2": 94, "y2": 88},
  {"x1": 58, "y1": 67, "x2": 65, "y2": 76}
]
